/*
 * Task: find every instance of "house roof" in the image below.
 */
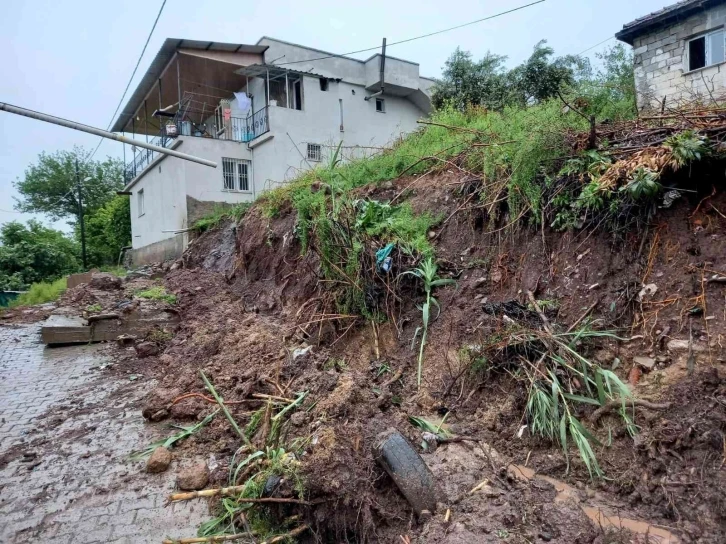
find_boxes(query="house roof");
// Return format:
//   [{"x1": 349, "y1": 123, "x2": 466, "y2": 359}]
[
  {"x1": 110, "y1": 39, "x2": 268, "y2": 133},
  {"x1": 615, "y1": 0, "x2": 724, "y2": 45}
]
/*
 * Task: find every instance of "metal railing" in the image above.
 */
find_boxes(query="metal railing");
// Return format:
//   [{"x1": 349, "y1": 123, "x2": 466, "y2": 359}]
[{"x1": 124, "y1": 106, "x2": 269, "y2": 182}]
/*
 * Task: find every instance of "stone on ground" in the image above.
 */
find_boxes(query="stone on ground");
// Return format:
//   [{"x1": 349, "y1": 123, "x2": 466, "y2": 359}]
[
  {"x1": 147, "y1": 446, "x2": 172, "y2": 473},
  {"x1": 177, "y1": 460, "x2": 209, "y2": 490}
]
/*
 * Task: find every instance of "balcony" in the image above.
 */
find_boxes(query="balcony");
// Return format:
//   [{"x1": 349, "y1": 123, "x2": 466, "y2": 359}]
[{"x1": 124, "y1": 106, "x2": 269, "y2": 182}]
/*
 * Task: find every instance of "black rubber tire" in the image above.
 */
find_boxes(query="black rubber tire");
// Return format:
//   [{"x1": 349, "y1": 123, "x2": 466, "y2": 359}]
[{"x1": 373, "y1": 428, "x2": 439, "y2": 515}]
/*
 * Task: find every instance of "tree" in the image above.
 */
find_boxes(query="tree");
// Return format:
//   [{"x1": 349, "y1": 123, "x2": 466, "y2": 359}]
[
  {"x1": 508, "y1": 41, "x2": 583, "y2": 105},
  {"x1": 576, "y1": 44, "x2": 636, "y2": 121},
  {"x1": 0, "y1": 220, "x2": 79, "y2": 290},
  {"x1": 14, "y1": 146, "x2": 124, "y2": 221},
  {"x1": 84, "y1": 195, "x2": 132, "y2": 266},
  {"x1": 432, "y1": 48, "x2": 510, "y2": 110}
]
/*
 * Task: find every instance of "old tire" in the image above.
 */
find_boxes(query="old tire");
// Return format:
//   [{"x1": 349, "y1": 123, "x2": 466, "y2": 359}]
[{"x1": 373, "y1": 428, "x2": 439, "y2": 515}]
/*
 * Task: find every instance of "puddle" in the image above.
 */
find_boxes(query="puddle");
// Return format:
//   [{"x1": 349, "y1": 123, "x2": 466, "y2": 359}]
[{"x1": 508, "y1": 465, "x2": 680, "y2": 543}]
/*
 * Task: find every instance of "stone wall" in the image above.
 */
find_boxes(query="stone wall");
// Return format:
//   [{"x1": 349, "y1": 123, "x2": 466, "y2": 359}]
[
  {"x1": 129, "y1": 233, "x2": 186, "y2": 265},
  {"x1": 186, "y1": 195, "x2": 236, "y2": 225},
  {"x1": 632, "y1": 4, "x2": 726, "y2": 110}
]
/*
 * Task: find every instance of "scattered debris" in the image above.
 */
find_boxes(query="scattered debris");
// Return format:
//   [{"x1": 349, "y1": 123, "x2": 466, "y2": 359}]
[{"x1": 147, "y1": 447, "x2": 172, "y2": 473}]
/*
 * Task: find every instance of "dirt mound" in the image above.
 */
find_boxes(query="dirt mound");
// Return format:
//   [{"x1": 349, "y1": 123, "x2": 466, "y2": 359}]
[{"x1": 131, "y1": 161, "x2": 726, "y2": 542}]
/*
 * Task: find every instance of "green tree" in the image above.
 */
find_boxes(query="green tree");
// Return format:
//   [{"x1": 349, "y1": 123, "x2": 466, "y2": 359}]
[
  {"x1": 84, "y1": 195, "x2": 132, "y2": 266},
  {"x1": 14, "y1": 146, "x2": 124, "y2": 221},
  {"x1": 0, "y1": 220, "x2": 79, "y2": 290},
  {"x1": 508, "y1": 41, "x2": 584, "y2": 105},
  {"x1": 432, "y1": 48, "x2": 510, "y2": 110},
  {"x1": 576, "y1": 44, "x2": 637, "y2": 121}
]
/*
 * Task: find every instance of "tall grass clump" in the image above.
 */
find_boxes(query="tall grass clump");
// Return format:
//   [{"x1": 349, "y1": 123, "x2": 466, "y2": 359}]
[{"x1": 10, "y1": 277, "x2": 67, "y2": 307}]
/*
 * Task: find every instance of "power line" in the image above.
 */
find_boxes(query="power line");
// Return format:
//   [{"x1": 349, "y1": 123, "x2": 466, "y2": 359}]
[
  {"x1": 575, "y1": 35, "x2": 616, "y2": 57},
  {"x1": 273, "y1": 0, "x2": 547, "y2": 66},
  {"x1": 87, "y1": 0, "x2": 167, "y2": 162}
]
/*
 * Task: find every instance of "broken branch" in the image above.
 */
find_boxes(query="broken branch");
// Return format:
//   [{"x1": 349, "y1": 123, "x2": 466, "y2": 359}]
[{"x1": 589, "y1": 399, "x2": 671, "y2": 425}]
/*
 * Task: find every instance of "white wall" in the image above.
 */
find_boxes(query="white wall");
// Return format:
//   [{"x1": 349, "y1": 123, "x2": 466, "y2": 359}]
[
  {"x1": 127, "y1": 137, "x2": 252, "y2": 249},
  {"x1": 252, "y1": 76, "x2": 425, "y2": 190},
  {"x1": 129, "y1": 151, "x2": 187, "y2": 249},
  {"x1": 631, "y1": 4, "x2": 726, "y2": 109}
]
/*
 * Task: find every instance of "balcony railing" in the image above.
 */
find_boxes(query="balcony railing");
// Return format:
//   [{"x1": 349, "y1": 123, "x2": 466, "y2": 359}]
[{"x1": 124, "y1": 106, "x2": 269, "y2": 182}]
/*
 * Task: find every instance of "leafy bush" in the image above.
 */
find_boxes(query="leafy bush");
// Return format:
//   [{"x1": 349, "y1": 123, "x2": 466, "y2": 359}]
[
  {"x1": 84, "y1": 195, "x2": 131, "y2": 267},
  {"x1": 0, "y1": 220, "x2": 79, "y2": 290},
  {"x1": 10, "y1": 277, "x2": 67, "y2": 307}
]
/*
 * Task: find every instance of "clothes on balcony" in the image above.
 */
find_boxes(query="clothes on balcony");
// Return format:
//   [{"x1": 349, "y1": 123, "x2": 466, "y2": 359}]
[{"x1": 234, "y1": 92, "x2": 251, "y2": 113}]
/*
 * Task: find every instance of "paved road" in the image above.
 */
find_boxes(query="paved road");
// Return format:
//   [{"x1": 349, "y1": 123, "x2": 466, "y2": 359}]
[{"x1": 0, "y1": 324, "x2": 207, "y2": 543}]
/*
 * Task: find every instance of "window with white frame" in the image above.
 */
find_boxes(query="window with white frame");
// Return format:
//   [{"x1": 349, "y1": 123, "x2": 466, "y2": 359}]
[
  {"x1": 307, "y1": 143, "x2": 322, "y2": 162},
  {"x1": 689, "y1": 29, "x2": 725, "y2": 71},
  {"x1": 222, "y1": 158, "x2": 251, "y2": 192},
  {"x1": 137, "y1": 189, "x2": 145, "y2": 216}
]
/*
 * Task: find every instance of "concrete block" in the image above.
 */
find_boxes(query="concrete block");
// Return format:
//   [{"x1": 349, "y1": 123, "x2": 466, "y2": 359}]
[{"x1": 633, "y1": 45, "x2": 648, "y2": 55}]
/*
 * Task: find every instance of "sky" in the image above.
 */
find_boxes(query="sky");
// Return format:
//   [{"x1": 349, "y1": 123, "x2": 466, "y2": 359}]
[{"x1": 0, "y1": 0, "x2": 671, "y2": 232}]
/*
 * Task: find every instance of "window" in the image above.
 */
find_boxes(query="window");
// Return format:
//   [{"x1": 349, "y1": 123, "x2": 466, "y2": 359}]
[
  {"x1": 689, "y1": 29, "x2": 725, "y2": 71},
  {"x1": 319, "y1": 78, "x2": 329, "y2": 91},
  {"x1": 375, "y1": 98, "x2": 385, "y2": 113},
  {"x1": 222, "y1": 158, "x2": 252, "y2": 192},
  {"x1": 307, "y1": 143, "x2": 322, "y2": 162},
  {"x1": 137, "y1": 189, "x2": 145, "y2": 216}
]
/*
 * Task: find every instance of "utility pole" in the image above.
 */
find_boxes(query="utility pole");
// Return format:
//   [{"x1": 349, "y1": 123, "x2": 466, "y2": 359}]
[{"x1": 75, "y1": 159, "x2": 87, "y2": 270}]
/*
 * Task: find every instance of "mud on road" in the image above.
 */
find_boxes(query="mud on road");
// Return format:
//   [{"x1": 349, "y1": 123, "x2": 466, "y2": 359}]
[{"x1": 0, "y1": 324, "x2": 207, "y2": 544}]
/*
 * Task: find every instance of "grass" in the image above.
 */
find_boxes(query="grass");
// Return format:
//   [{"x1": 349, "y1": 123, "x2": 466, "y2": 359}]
[
  {"x1": 193, "y1": 202, "x2": 252, "y2": 233},
  {"x1": 129, "y1": 410, "x2": 218, "y2": 461},
  {"x1": 197, "y1": 392, "x2": 309, "y2": 540},
  {"x1": 10, "y1": 277, "x2": 67, "y2": 307},
  {"x1": 99, "y1": 265, "x2": 127, "y2": 277},
  {"x1": 135, "y1": 286, "x2": 177, "y2": 304}
]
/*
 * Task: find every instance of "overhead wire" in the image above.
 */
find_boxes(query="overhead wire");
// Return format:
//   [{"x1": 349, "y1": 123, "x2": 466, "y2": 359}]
[
  {"x1": 272, "y1": 0, "x2": 547, "y2": 66},
  {"x1": 87, "y1": 0, "x2": 167, "y2": 162}
]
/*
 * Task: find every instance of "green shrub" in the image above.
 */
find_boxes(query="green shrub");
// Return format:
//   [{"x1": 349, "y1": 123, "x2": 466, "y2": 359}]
[
  {"x1": 10, "y1": 277, "x2": 67, "y2": 307},
  {"x1": 135, "y1": 286, "x2": 177, "y2": 304}
]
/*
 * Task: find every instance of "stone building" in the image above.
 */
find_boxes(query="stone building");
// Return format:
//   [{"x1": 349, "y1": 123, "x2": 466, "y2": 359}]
[{"x1": 616, "y1": 0, "x2": 726, "y2": 110}]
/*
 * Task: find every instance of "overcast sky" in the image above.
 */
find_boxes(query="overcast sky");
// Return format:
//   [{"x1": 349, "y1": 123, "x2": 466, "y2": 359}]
[{"x1": 0, "y1": 0, "x2": 670, "y2": 231}]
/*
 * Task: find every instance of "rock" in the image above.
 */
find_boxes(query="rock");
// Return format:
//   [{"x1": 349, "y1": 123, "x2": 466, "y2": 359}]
[
  {"x1": 147, "y1": 447, "x2": 172, "y2": 473},
  {"x1": 473, "y1": 277, "x2": 487, "y2": 287},
  {"x1": 292, "y1": 345, "x2": 313, "y2": 361},
  {"x1": 89, "y1": 273, "x2": 123, "y2": 291},
  {"x1": 634, "y1": 356, "x2": 656, "y2": 371},
  {"x1": 177, "y1": 460, "x2": 209, "y2": 491},
  {"x1": 666, "y1": 339, "x2": 705, "y2": 352},
  {"x1": 142, "y1": 387, "x2": 182, "y2": 420},
  {"x1": 149, "y1": 409, "x2": 169, "y2": 422},
  {"x1": 170, "y1": 260, "x2": 182, "y2": 271},
  {"x1": 135, "y1": 341, "x2": 160, "y2": 358},
  {"x1": 593, "y1": 349, "x2": 614, "y2": 365}
]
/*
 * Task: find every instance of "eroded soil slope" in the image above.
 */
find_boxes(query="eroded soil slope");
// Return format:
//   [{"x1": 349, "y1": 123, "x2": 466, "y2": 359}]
[{"x1": 138, "y1": 171, "x2": 726, "y2": 543}]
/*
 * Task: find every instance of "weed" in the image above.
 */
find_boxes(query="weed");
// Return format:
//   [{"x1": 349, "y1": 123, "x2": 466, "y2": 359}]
[
  {"x1": 323, "y1": 358, "x2": 347, "y2": 371},
  {"x1": 147, "y1": 328, "x2": 173, "y2": 343},
  {"x1": 376, "y1": 361, "x2": 391, "y2": 377},
  {"x1": 99, "y1": 265, "x2": 127, "y2": 277},
  {"x1": 86, "y1": 303, "x2": 102, "y2": 313},
  {"x1": 130, "y1": 410, "x2": 218, "y2": 460},
  {"x1": 401, "y1": 257, "x2": 456, "y2": 387},
  {"x1": 135, "y1": 286, "x2": 177, "y2": 304},
  {"x1": 10, "y1": 277, "x2": 67, "y2": 307},
  {"x1": 193, "y1": 202, "x2": 252, "y2": 233}
]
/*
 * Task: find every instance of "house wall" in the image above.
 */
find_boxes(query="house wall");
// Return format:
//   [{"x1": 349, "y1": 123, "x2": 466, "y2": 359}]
[
  {"x1": 127, "y1": 137, "x2": 252, "y2": 256},
  {"x1": 632, "y1": 4, "x2": 726, "y2": 109},
  {"x1": 252, "y1": 76, "x2": 425, "y2": 190}
]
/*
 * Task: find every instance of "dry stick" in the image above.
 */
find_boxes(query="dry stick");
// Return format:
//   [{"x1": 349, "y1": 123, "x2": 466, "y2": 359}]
[
  {"x1": 526, "y1": 291, "x2": 553, "y2": 335},
  {"x1": 258, "y1": 525, "x2": 309, "y2": 544},
  {"x1": 170, "y1": 393, "x2": 257, "y2": 407},
  {"x1": 199, "y1": 370, "x2": 250, "y2": 446},
  {"x1": 416, "y1": 119, "x2": 489, "y2": 135},
  {"x1": 252, "y1": 393, "x2": 295, "y2": 403},
  {"x1": 382, "y1": 368, "x2": 404, "y2": 388},
  {"x1": 565, "y1": 297, "x2": 602, "y2": 334},
  {"x1": 162, "y1": 533, "x2": 251, "y2": 544},
  {"x1": 169, "y1": 484, "x2": 313, "y2": 504},
  {"x1": 589, "y1": 399, "x2": 671, "y2": 425}
]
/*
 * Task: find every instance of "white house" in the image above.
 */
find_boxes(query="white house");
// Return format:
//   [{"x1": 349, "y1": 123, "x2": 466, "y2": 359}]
[
  {"x1": 112, "y1": 37, "x2": 435, "y2": 264},
  {"x1": 616, "y1": 0, "x2": 726, "y2": 110}
]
